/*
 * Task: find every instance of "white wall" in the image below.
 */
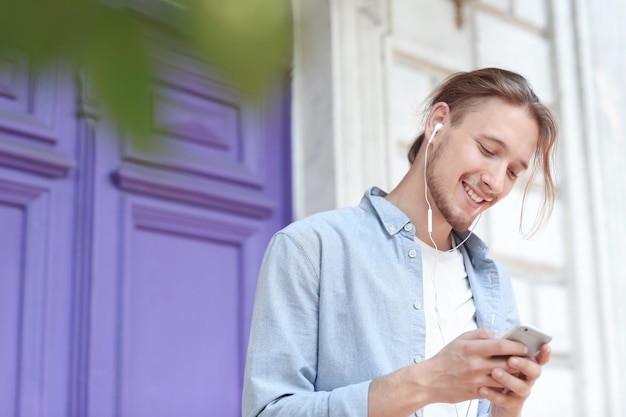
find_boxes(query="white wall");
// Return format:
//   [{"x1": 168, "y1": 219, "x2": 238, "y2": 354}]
[{"x1": 292, "y1": 0, "x2": 626, "y2": 415}]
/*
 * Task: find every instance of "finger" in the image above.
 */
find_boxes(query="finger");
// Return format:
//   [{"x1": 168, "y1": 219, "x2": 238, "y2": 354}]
[
  {"x1": 535, "y1": 343, "x2": 552, "y2": 366},
  {"x1": 483, "y1": 338, "x2": 529, "y2": 358},
  {"x1": 491, "y1": 366, "x2": 531, "y2": 398},
  {"x1": 508, "y1": 356, "x2": 542, "y2": 383},
  {"x1": 457, "y1": 326, "x2": 495, "y2": 341},
  {"x1": 479, "y1": 385, "x2": 521, "y2": 410},
  {"x1": 458, "y1": 338, "x2": 528, "y2": 362}
]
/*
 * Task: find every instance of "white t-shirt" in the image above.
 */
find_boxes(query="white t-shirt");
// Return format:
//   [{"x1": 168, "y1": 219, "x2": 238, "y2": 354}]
[{"x1": 415, "y1": 237, "x2": 479, "y2": 417}]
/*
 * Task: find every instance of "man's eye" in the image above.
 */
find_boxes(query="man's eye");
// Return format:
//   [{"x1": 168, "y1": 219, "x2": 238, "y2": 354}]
[
  {"x1": 479, "y1": 143, "x2": 494, "y2": 156},
  {"x1": 509, "y1": 169, "x2": 519, "y2": 179}
]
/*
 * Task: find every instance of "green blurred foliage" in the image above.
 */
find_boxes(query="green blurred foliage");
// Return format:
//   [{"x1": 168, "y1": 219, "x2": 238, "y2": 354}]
[
  {"x1": 0, "y1": 0, "x2": 292, "y2": 147},
  {"x1": 189, "y1": 0, "x2": 291, "y2": 96}
]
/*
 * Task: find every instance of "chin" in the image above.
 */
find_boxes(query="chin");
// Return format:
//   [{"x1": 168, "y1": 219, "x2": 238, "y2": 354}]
[
  {"x1": 444, "y1": 218, "x2": 471, "y2": 232},
  {"x1": 433, "y1": 193, "x2": 483, "y2": 232},
  {"x1": 445, "y1": 212, "x2": 477, "y2": 232}
]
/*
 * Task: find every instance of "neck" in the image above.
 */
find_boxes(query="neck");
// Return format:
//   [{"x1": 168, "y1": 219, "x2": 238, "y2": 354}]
[
  {"x1": 386, "y1": 164, "x2": 453, "y2": 250},
  {"x1": 422, "y1": 212, "x2": 454, "y2": 250}
]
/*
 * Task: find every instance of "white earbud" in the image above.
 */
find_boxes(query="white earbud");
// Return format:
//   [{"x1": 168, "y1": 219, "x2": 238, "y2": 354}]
[{"x1": 427, "y1": 122, "x2": 443, "y2": 145}]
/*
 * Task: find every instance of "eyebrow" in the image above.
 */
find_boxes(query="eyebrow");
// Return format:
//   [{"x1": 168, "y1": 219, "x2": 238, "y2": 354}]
[{"x1": 480, "y1": 135, "x2": 529, "y2": 171}]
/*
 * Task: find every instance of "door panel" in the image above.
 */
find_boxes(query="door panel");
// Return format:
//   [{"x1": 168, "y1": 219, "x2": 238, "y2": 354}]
[
  {"x1": 0, "y1": 188, "x2": 23, "y2": 417},
  {"x1": 0, "y1": 174, "x2": 68, "y2": 417},
  {"x1": 0, "y1": 44, "x2": 79, "y2": 417},
  {"x1": 118, "y1": 201, "x2": 261, "y2": 416}
]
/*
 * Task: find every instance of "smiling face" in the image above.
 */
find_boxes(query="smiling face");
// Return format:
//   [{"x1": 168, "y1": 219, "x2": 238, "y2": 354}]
[{"x1": 426, "y1": 97, "x2": 539, "y2": 232}]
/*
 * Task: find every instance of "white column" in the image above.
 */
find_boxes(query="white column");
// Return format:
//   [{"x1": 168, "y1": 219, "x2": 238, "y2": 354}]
[
  {"x1": 329, "y1": 0, "x2": 391, "y2": 207},
  {"x1": 572, "y1": 0, "x2": 626, "y2": 414},
  {"x1": 292, "y1": 0, "x2": 338, "y2": 218}
]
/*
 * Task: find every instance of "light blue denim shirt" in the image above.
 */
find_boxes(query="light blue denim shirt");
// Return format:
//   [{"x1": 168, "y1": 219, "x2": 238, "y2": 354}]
[{"x1": 242, "y1": 187, "x2": 520, "y2": 417}]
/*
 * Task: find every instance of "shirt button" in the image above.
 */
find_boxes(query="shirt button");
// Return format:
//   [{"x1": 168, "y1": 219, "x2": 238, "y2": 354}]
[
  {"x1": 413, "y1": 301, "x2": 421, "y2": 310},
  {"x1": 413, "y1": 355, "x2": 422, "y2": 363},
  {"x1": 403, "y1": 224, "x2": 412, "y2": 232},
  {"x1": 408, "y1": 249, "x2": 417, "y2": 258},
  {"x1": 388, "y1": 225, "x2": 396, "y2": 233},
  {"x1": 415, "y1": 411, "x2": 422, "y2": 417}
]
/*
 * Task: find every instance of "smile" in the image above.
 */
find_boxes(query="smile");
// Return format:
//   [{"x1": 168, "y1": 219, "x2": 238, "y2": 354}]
[{"x1": 464, "y1": 184, "x2": 491, "y2": 204}]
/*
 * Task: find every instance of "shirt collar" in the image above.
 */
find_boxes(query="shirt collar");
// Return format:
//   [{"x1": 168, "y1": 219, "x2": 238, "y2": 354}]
[
  {"x1": 362, "y1": 186, "x2": 491, "y2": 257},
  {"x1": 361, "y1": 186, "x2": 411, "y2": 236}
]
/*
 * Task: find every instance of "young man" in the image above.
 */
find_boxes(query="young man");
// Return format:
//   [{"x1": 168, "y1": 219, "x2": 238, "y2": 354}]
[{"x1": 242, "y1": 68, "x2": 559, "y2": 417}]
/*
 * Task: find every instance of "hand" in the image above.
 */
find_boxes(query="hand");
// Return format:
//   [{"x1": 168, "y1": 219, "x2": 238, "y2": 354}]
[
  {"x1": 481, "y1": 343, "x2": 552, "y2": 417},
  {"x1": 368, "y1": 327, "x2": 538, "y2": 417},
  {"x1": 417, "y1": 327, "x2": 531, "y2": 404}
]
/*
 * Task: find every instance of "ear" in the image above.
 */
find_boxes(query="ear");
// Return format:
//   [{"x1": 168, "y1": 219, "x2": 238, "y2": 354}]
[{"x1": 424, "y1": 102, "x2": 450, "y2": 139}]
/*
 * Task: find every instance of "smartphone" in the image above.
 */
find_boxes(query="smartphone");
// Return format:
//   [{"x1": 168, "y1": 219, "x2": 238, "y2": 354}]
[{"x1": 502, "y1": 325, "x2": 552, "y2": 357}]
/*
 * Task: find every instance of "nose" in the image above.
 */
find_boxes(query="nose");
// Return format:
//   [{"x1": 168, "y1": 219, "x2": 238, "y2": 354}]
[{"x1": 480, "y1": 163, "x2": 506, "y2": 195}]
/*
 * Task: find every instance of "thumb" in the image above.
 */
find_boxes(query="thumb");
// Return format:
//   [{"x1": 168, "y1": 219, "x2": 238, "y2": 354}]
[{"x1": 536, "y1": 343, "x2": 552, "y2": 365}]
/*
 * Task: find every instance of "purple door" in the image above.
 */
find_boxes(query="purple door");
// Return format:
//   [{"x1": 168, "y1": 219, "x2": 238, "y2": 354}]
[{"x1": 0, "y1": 37, "x2": 291, "y2": 417}]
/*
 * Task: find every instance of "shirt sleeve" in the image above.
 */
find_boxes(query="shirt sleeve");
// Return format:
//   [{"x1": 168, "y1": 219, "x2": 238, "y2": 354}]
[
  {"x1": 477, "y1": 398, "x2": 490, "y2": 416},
  {"x1": 242, "y1": 232, "x2": 371, "y2": 417}
]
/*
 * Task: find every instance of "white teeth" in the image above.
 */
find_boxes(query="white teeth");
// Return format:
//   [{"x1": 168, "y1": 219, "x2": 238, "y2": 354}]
[{"x1": 464, "y1": 185, "x2": 484, "y2": 203}]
